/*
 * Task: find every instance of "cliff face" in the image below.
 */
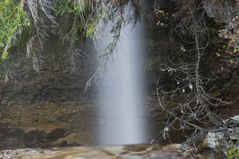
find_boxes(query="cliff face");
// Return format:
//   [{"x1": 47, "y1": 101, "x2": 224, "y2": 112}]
[
  {"x1": 0, "y1": 0, "x2": 168, "y2": 148},
  {"x1": 0, "y1": 0, "x2": 98, "y2": 105},
  {"x1": 0, "y1": 1, "x2": 100, "y2": 149},
  {"x1": 203, "y1": 0, "x2": 239, "y2": 24},
  {"x1": 0, "y1": 0, "x2": 238, "y2": 149},
  {"x1": 0, "y1": 39, "x2": 97, "y2": 104},
  {"x1": 2, "y1": 0, "x2": 237, "y2": 106}
]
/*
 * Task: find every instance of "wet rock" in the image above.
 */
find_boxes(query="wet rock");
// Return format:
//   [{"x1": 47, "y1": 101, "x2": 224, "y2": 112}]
[
  {"x1": 47, "y1": 128, "x2": 69, "y2": 141},
  {"x1": 0, "y1": 102, "x2": 99, "y2": 149},
  {"x1": 203, "y1": 1, "x2": 227, "y2": 23},
  {"x1": 229, "y1": 128, "x2": 239, "y2": 141},
  {"x1": 203, "y1": 131, "x2": 224, "y2": 149},
  {"x1": 203, "y1": 0, "x2": 239, "y2": 24},
  {"x1": 161, "y1": 144, "x2": 181, "y2": 152},
  {"x1": 203, "y1": 115, "x2": 239, "y2": 149},
  {"x1": 51, "y1": 133, "x2": 82, "y2": 147},
  {"x1": 228, "y1": 115, "x2": 239, "y2": 127},
  {"x1": 0, "y1": 145, "x2": 190, "y2": 159}
]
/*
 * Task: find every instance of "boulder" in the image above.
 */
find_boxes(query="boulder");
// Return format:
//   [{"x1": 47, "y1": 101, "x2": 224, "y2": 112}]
[{"x1": 203, "y1": 115, "x2": 239, "y2": 149}]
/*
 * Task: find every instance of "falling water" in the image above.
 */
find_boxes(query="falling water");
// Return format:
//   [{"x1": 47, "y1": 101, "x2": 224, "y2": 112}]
[{"x1": 97, "y1": 7, "x2": 148, "y2": 145}]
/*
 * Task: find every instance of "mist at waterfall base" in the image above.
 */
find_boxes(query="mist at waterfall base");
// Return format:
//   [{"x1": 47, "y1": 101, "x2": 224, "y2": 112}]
[{"x1": 96, "y1": 17, "x2": 149, "y2": 145}]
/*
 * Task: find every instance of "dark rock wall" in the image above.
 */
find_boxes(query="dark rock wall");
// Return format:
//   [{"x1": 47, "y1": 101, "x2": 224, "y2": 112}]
[{"x1": 0, "y1": 0, "x2": 98, "y2": 105}]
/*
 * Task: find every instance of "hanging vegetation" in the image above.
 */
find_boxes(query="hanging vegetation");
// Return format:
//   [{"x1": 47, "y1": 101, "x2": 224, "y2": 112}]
[{"x1": 0, "y1": 0, "x2": 29, "y2": 60}]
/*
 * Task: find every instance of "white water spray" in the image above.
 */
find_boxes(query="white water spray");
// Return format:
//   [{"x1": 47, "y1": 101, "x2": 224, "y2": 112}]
[{"x1": 97, "y1": 8, "x2": 147, "y2": 145}]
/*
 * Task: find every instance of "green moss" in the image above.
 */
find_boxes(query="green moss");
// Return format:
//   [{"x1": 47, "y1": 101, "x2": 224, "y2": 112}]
[
  {"x1": 0, "y1": 0, "x2": 30, "y2": 78},
  {"x1": 86, "y1": 24, "x2": 96, "y2": 38},
  {"x1": 55, "y1": 0, "x2": 92, "y2": 16},
  {"x1": 55, "y1": 0, "x2": 99, "y2": 42},
  {"x1": 227, "y1": 147, "x2": 239, "y2": 159},
  {"x1": 0, "y1": 0, "x2": 29, "y2": 58},
  {"x1": 55, "y1": 0, "x2": 74, "y2": 16}
]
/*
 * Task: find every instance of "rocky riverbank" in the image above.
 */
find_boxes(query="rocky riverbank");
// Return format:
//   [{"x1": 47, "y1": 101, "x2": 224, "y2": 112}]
[
  {"x1": 0, "y1": 102, "x2": 158, "y2": 149},
  {"x1": 0, "y1": 144, "x2": 195, "y2": 159},
  {"x1": 0, "y1": 102, "x2": 99, "y2": 149}
]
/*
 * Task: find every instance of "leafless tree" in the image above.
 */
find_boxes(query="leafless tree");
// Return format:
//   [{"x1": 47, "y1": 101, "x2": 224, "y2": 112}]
[{"x1": 151, "y1": 0, "x2": 233, "y2": 152}]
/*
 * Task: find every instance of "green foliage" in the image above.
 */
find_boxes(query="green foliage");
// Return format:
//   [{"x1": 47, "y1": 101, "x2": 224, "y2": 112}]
[
  {"x1": 0, "y1": 0, "x2": 29, "y2": 59},
  {"x1": 55, "y1": 0, "x2": 99, "y2": 42},
  {"x1": 0, "y1": 0, "x2": 29, "y2": 78},
  {"x1": 86, "y1": 24, "x2": 96, "y2": 38},
  {"x1": 55, "y1": 0, "x2": 92, "y2": 16},
  {"x1": 227, "y1": 147, "x2": 239, "y2": 159}
]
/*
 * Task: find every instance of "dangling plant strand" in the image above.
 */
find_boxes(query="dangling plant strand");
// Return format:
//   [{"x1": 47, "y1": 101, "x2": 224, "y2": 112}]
[{"x1": 0, "y1": 0, "x2": 29, "y2": 60}]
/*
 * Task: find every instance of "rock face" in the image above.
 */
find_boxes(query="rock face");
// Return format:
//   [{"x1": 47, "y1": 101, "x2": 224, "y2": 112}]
[
  {"x1": 203, "y1": 0, "x2": 239, "y2": 24},
  {"x1": 0, "y1": 0, "x2": 100, "y2": 148},
  {"x1": 0, "y1": 31, "x2": 98, "y2": 147},
  {"x1": 0, "y1": 0, "x2": 239, "y2": 150},
  {"x1": 0, "y1": 0, "x2": 170, "y2": 149},
  {"x1": 203, "y1": 115, "x2": 239, "y2": 149},
  {"x1": 0, "y1": 0, "x2": 98, "y2": 104},
  {"x1": 0, "y1": 102, "x2": 101, "y2": 148}
]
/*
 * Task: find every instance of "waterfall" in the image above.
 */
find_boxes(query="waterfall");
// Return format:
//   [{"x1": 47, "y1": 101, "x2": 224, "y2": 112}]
[{"x1": 96, "y1": 6, "x2": 148, "y2": 145}]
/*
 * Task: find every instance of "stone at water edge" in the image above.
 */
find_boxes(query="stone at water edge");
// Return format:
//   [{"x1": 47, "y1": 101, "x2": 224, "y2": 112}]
[
  {"x1": 203, "y1": 115, "x2": 239, "y2": 149},
  {"x1": 0, "y1": 145, "x2": 189, "y2": 159},
  {"x1": 161, "y1": 144, "x2": 182, "y2": 152},
  {"x1": 203, "y1": 131, "x2": 224, "y2": 149},
  {"x1": 228, "y1": 115, "x2": 239, "y2": 127}
]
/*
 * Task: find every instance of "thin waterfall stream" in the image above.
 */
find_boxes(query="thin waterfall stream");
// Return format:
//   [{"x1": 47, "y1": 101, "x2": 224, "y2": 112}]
[
  {"x1": 97, "y1": 8, "x2": 148, "y2": 145},
  {"x1": 0, "y1": 0, "x2": 238, "y2": 158}
]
